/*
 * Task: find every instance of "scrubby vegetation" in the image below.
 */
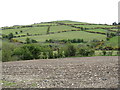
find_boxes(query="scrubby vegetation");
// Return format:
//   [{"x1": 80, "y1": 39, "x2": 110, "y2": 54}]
[{"x1": 2, "y1": 42, "x2": 96, "y2": 61}]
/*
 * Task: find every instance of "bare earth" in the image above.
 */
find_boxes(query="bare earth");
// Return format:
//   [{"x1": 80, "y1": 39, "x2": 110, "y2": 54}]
[{"x1": 2, "y1": 56, "x2": 119, "y2": 88}]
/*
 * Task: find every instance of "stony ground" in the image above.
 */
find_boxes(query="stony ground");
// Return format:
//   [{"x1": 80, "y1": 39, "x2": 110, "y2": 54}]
[{"x1": 2, "y1": 56, "x2": 119, "y2": 88}]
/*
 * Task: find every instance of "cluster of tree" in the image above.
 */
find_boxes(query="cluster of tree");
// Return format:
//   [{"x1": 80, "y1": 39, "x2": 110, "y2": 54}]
[
  {"x1": 106, "y1": 33, "x2": 116, "y2": 38},
  {"x1": 2, "y1": 26, "x2": 16, "y2": 30},
  {"x1": 2, "y1": 25, "x2": 33, "y2": 30},
  {"x1": 2, "y1": 33, "x2": 37, "y2": 44},
  {"x1": 102, "y1": 50, "x2": 116, "y2": 56},
  {"x1": 2, "y1": 41, "x2": 120, "y2": 62},
  {"x1": 105, "y1": 32, "x2": 116, "y2": 41},
  {"x1": 112, "y1": 22, "x2": 120, "y2": 25},
  {"x1": 105, "y1": 33, "x2": 116, "y2": 41},
  {"x1": 2, "y1": 33, "x2": 18, "y2": 40},
  {"x1": 15, "y1": 31, "x2": 23, "y2": 34},
  {"x1": 2, "y1": 43, "x2": 95, "y2": 62},
  {"x1": 2, "y1": 33, "x2": 14, "y2": 40},
  {"x1": 46, "y1": 39, "x2": 85, "y2": 43},
  {"x1": 2, "y1": 42, "x2": 18, "y2": 62},
  {"x1": 25, "y1": 38, "x2": 38, "y2": 44},
  {"x1": 92, "y1": 39, "x2": 103, "y2": 42}
]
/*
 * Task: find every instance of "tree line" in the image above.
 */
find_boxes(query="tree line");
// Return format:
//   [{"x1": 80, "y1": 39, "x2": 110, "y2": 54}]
[
  {"x1": 46, "y1": 39, "x2": 85, "y2": 43},
  {"x1": 2, "y1": 43, "x2": 95, "y2": 62}
]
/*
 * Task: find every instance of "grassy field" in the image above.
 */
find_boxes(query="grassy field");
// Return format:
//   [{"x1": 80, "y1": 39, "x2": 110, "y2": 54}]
[
  {"x1": 15, "y1": 27, "x2": 48, "y2": 35},
  {"x1": 74, "y1": 25, "x2": 116, "y2": 28},
  {"x1": 95, "y1": 50, "x2": 118, "y2": 56},
  {"x1": 86, "y1": 29, "x2": 116, "y2": 34},
  {"x1": 2, "y1": 28, "x2": 31, "y2": 35},
  {"x1": 52, "y1": 20, "x2": 89, "y2": 24},
  {"x1": 86, "y1": 29, "x2": 107, "y2": 33},
  {"x1": 2, "y1": 27, "x2": 49, "y2": 35},
  {"x1": 109, "y1": 29, "x2": 118, "y2": 31},
  {"x1": 32, "y1": 22, "x2": 58, "y2": 26},
  {"x1": 104, "y1": 36, "x2": 119, "y2": 48},
  {"x1": 14, "y1": 31, "x2": 107, "y2": 42},
  {"x1": 49, "y1": 25, "x2": 79, "y2": 32}
]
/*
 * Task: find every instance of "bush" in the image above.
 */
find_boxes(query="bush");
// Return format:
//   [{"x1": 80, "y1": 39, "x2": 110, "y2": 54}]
[
  {"x1": 13, "y1": 44, "x2": 41, "y2": 60},
  {"x1": 25, "y1": 38, "x2": 38, "y2": 44},
  {"x1": 8, "y1": 33, "x2": 14, "y2": 40},
  {"x1": 102, "y1": 50, "x2": 106, "y2": 55},
  {"x1": 48, "y1": 50, "x2": 54, "y2": 59},
  {"x1": 78, "y1": 48, "x2": 95, "y2": 56},
  {"x1": 2, "y1": 35, "x2": 8, "y2": 38},
  {"x1": 26, "y1": 38, "x2": 31, "y2": 44},
  {"x1": 57, "y1": 49, "x2": 64, "y2": 58},
  {"x1": 64, "y1": 44, "x2": 76, "y2": 57},
  {"x1": 2, "y1": 42, "x2": 18, "y2": 62},
  {"x1": 45, "y1": 39, "x2": 84, "y2": 43},
  {"x1": 31, "y1": 39, "x2": 38, "y2": 43},
  {"x1": 43, "y1": 52, "x2": 48, "y2": 59},
  {"x1": 107, "y1": 51, "x2": 113, "y2": 56}
]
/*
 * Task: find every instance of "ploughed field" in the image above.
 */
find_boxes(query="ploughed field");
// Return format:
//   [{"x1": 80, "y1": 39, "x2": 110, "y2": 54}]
[{"x1": 2, "y1": 56, "x2": 119, "y2": 88}]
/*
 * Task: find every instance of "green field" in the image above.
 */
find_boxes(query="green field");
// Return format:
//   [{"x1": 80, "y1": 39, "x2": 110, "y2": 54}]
[
  {"x1": 49, "y1": 25, "x2": 79, "y2": 32},
  {"x1": 74, "y1": 25, "x2": 116, "y2": 28},
  {"x1": 95, "y1": 50, "x2": 118, "y2": 56},
  {"x1": 86, "y1": 29, "x2": 107, "y2": 33},
  {"x1": 2, "y1": 28, "x2": 31, "y2": 35},
  {"x1": 109, "y1": 29, "x2": 118, "y2": 31},
  {"x1": 14, "y1": 31, "x2": 107, "y2": 42},
  {"x1": 52, "y1": 20, "x2": 89, "y2": 24},
  {"x1": 15, "y1": 27, "x2": 48, "y2": 36},
  {"x1": 86, "y1": 29, "x2": 116, "y2": 34},
  {"x1": 104, "y1": 36, "x2": 119, "y2": 48},
  {"x1": 32, "y1": 22, "x2": 58, "y2": 26},
  {"x1": 2, "y1": 27, "x2": 48, "y2": 35}
]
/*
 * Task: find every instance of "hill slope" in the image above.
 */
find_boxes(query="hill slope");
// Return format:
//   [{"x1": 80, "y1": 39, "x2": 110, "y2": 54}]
[{"x1": 1, "y1": 20, "x2": 119, "y2": 48}]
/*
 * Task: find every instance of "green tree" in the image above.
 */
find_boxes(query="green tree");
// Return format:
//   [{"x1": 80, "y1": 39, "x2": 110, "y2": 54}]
[
  {"x1": 102, "y1": 50, "x2": 106, "y2": 56},
  {"x1": 15, "y1": 32, "x2": 18, "y2": 34},
  {"x1": 78, "y1": 48, "x2": 94, "y2": 56},
  {"x1": 48, "y1": 50, "x2": 53, "y2": 59},
  {"x1": 8, "y1": 33, "x2": 14, "y2": 40},
  {"x1": 2, "y1": 42, "x2": 18, "y2": 62},
  {"x1": 27, "y1": 33, "x2": 30, "y2": 36},
  {"x1": 14, "y1": 44, "x2": 41, "y2": 60},
  {"x1": 64, "y1": 44, "x2": 76, "y2": 57},
  {"x1": 31, "y1": 39, "x2": 38, "y2": 43},
  {"x1": 72, "y1": 39, "x2": 77, "y2": 43},
  {"x1": 20, "y1": 30, "x2": 23, "y2": 33},
  {"x1": 47, "y1": 26, "x2": 51, "y2": 34},
  {"x1": 43, "y1": 52, "x2": 47, "y2": 59},
  {"x1": 26, "y1": 38, "x2": 31, "y2": 44}
]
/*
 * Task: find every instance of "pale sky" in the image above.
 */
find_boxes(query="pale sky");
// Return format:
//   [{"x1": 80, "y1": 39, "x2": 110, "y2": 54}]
[{"x1": 0, "y1": 0, "x2": 119, "y2": 27}]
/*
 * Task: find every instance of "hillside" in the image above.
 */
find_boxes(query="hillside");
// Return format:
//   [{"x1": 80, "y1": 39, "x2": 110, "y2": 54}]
[
  {"x1": 1, "y1": 20, "x2": 119, "y2": 48},
  {"x1": 1, "y1": 20, "x2": 119, "y2": 62}
]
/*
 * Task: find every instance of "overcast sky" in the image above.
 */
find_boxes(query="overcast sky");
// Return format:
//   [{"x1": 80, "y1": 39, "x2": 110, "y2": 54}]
[{"x1": 0, "y1": 0, "x2": 119, "y2": 27}]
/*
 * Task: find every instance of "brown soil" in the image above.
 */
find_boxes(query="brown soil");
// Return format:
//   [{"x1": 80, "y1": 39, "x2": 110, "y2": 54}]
[{"x1": 2, "y1": 56, "x2": 119, "y2": 88}]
